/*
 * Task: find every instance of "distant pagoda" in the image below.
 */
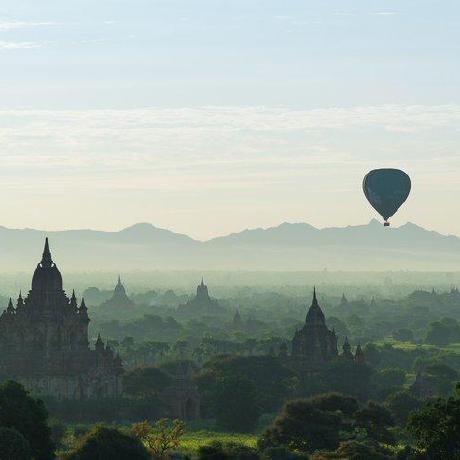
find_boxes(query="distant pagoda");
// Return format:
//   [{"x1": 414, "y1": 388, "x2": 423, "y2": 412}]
[
  {"x1": 100, "y1": 275, "x2": 135, "y2": 310},
  {"x1": 177, "y1": 278, "x2": 224, "y2": 317}
]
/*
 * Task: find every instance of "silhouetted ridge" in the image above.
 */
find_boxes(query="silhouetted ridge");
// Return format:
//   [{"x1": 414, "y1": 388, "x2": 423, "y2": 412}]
[{"x1": 0, "y1": 221, "x2": 459, "y2": 270}]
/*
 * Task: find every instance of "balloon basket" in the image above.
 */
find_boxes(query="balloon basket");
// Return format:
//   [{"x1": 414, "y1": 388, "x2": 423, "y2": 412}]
[{"x1": 384, "y1": 221, "x2": 390, "y2": 227}]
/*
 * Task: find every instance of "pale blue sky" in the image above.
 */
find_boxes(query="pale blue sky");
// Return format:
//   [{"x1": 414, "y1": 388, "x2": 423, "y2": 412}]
[{"x1": 0, "y1": 1, "x2": 459, "y2": 238}]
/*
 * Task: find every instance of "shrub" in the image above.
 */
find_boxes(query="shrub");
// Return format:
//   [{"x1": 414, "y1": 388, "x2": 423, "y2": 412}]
[{"x1": 63, "y1": 425, "x2": 150, "y2": 460}]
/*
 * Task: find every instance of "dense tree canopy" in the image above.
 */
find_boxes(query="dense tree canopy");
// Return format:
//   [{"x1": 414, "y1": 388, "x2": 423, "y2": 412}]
[
  {"x1": 0, "y1": 427, "x2": 32, "y2": 460},
  {"x1": 63, "y1": 426, "x2": 150, "y2": 460},
  {"x1": 409, "y1": 393, "x2": 460, "y2": 459},
  {"x1": 260, "y1": 397, "x2": 345, "y2": 453},
  {"x1": 123, "y1": 366, "x2": 173, "y2": 398},
  {"x1": 0, "y1": 380, "x2": 54, "y2": 460},
  {"x1": 213, "y1": 374, "x2": 261, "y2": 431}
]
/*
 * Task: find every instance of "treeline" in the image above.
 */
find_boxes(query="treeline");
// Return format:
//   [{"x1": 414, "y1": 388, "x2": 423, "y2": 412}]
[{"x1": 3, "y1": 377, "x2": 460, "y2": 459}]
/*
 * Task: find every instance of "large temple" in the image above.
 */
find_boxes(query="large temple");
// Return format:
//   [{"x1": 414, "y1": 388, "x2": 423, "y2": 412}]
[
  {"x1": 0, "y1": 239, "x2": 123, "y2": 399},
  {"x1": 287, "y1": 288, "x2": 364, "y2": 373}
]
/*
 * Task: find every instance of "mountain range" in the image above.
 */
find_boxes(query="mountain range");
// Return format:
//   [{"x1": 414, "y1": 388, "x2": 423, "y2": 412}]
[{"x1": 1, "y1": 220, "x2": 460, "y2": 271}]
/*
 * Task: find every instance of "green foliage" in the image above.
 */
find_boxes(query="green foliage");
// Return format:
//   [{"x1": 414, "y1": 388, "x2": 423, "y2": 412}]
[
  {"x1": 395, "y1": 446, "x2": 425, "y2": 460},
  {"x1": 0, "y1": 380, "x2": 54, "y2": 460},
  {"x1": 320, "y1": 359, "x2": 373, "y2": 401},
  {"x1": 63, "y1": 425, "x2": 150, "y2": 460},
  {"x1": 335, "y1": 440, "x2": 392, "y2": 459},
  {"x1": 259, "y1": 398, "x2": 344, "y2": 453},
  {"x1": 123, "y1": 366, "x2": 173, "y2": 398},
  {"x1": 259, "y1": 394, "x2": 398, "y2": 456},
  {"x1": 0, "y1": 427, "x2": 32, "y2": 460},
  {"x1": 131, "y1": 418, "x2": 185, "y2": 457},
  {"x1": 374, "y1": 368, "x2": 406, "y2": 388},
  {"x1": 178, "y1": 430, "x2": 257, "y2": 453},
  {"x1": 309, "y1": 392, "x2": 359, "y2": 416},
  {"x1": 45, "y1": 395, "x2": 165, "y2": 423},
  {"x1": 49, "y1": 418, "x2": 68, "y2": 450},
  {"x1": 425, "y1": 318, "x2": 460, "y2": 346},
  {"x1": 213, "y1": 374, "x2": 261, "y2": 432},
  {"x1": 197, "y1": 441, "x2": 260, "y2": 460},
  {"x1": 354, "y1": 401, "x2": 396, "y2": 445},
  {"x1": 198, "y1": 355, "x2": 295, "y2": 414},
  {"x1": 372, "y1": 368, "x2": 407, "y2": 399},
  {"x1": 385, "y1": 390, "x2": 423, "y2": 425},
  {"x1": 393, "y1": 328, "x2": 414, "y2": 342},
  {"x1": 261, "y1": 446, "x2": 309, "y2": 459},
  {"x1": 408, "y1": 395, "x2": 460, "y2": 458}
]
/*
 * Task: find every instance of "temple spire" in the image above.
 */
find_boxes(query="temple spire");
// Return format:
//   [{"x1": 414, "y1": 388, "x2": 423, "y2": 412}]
[
  {"x1": 95, "y1": 333, "x2": 104, "y2": 351},
  {"x1": 70, "y1": 290, "x2": 77, "y2": 309},
  {"x1": 305, "y1": 287, "x2": 326, "y2": 325},
  {"x1": 355, "y1": 343, "x2": 365, "y2": 364},
  {"x1": 117, "y1": 274, "x2": 122, "y2": 286},
  {"x1": 79, "y1": 298, "x2": 89, "y2": 322},
  {"x1": 17, "y1": 291, "x2": 24, "y2": 309},
  {"x1": 6, "y1": 298, "x2": 15, "y2": 314},
  {"x1": 41, "y1": 237, "x2": 53, "y2": 267}
]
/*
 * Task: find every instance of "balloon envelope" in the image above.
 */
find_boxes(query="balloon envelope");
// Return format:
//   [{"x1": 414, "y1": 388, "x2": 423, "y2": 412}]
[{"x1": 363, "y1": 169, "x2": 411, "y2": 224}]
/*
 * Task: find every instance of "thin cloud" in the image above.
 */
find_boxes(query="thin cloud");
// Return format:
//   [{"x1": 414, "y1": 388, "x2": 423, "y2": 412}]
[
  {"x1": 0, "y1": 105, "x2": 458, "y2": 172},
  {"x1": 0, "y1": 41, "x2": 41, "y2": 49},
  {"x1": 0, "y1": 20, "x2": 55, "y2": 31},
  {"x1": 371, "y1": 12, "x2": 397, "y2": 16}
]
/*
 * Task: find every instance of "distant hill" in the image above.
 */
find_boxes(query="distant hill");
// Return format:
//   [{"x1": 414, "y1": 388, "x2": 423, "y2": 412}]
[{"x1": 1, "y1": 220, "x2": 460, "y2": 271}]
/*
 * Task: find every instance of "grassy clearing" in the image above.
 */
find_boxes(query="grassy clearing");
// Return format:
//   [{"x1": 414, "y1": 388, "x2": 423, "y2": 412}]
[
  {"x1": 444, "y1": 343, "x2": 460, "y2": 354},
  {"x1": 373, "y1": 339, "x2": 437, "y2": 352},
  {"x1": 59, "y1": 425, "x2": 259, "y2": 457},
  {"x1": 178, "y1": 430, "x2": 258, "y2": 454},
  {"x1": 374, "y1": 339, "x2": 460, "y2": 355}
]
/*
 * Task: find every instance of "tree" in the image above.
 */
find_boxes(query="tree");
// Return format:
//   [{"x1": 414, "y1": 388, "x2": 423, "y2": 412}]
[
  {"x1": 393, "y1": 328, "x2": 414, "y2": 342},
  {"x1": 198, "y1": 442, "x2": 260, "y2": 460},
  {"x1": 0, "y1": 427, "x2": 32, "y2": 460},
  {"x1": 425, "y1": 363, "x2": 458, "y2": 396},
  {"x1": 198, "y1": 355, "x2": 295, "y2": 414},
  {"x1": 0, "y1": 380, "x2": 54, "y2": 460},
  {"x1": 372, "y1": 368, "x2": 407, "y2": 398},
  {"x1": 259, "y1": 399, "x2": 342, "y2": 453},
  {"x1": 408, "y1": 395, "x2": 460, "y2": 458},
  {"x1": 354, "y1": 402, "x2": 395, "y2": 445},
  {"x1": 131, "y1": 418, "x2": 185, "y2": 458},
  {"x1": 333, "y1": 440, "x2": 392, "y2": 459},
  {"x1": 261, "y1": 446, "x2": 309, "y2": 459},
  {"x1": 49, "y1": 418, "x2": 67, "y2": 450},
  {"x1": 213, "y1": 374, "x2": 261, "y2": 431},
  {"x1": 425, "y1": 319, "x2": 460, "y2": 346},
  {"x1": 124, "y1": 366, "x2": 173, "y2": 398},
  {"x1": 321, "y1": 359, "x2": 373, "y2": 401},
  {"x1": 64, "y1": 425, "x2": 150, "y2": 460},
  {"x1": 385, "y1": 390, "x2": 423, "y2": 425},
  {"x1": 374, "y1": 368, "x2": 406, "y2": 389},
  {"x1": 309, "y1": 392, "x2": 359, "y2": 417}
]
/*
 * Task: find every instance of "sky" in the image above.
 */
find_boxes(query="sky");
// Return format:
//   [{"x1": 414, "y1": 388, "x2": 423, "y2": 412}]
[{"x1": 0, "y1": 0, "x2": 459, "y2": 240}]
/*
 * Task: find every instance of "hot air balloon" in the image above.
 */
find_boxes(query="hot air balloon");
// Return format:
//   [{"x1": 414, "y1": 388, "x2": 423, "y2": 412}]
[{"x1": 362, "y1": 169, "x2": 411, "y2": 226}]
